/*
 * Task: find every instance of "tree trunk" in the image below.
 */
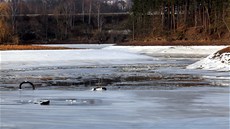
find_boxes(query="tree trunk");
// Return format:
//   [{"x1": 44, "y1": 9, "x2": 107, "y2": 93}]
[
  {"x1": 11, "y1": 0, "x2": 18, "y2": 34},
  {"x1": 223, "y1": 2, "x2": 230, "y2": 33},
  {"x1": 184, "y1": 0, "x2": 188, "y2": 25},
  {"x1": 167, "y1": 1, "x2": 170, "y2": 30},
  {"x1": 82, "y1": 0, "x2": 85, "y2": 23},
  {"x1": 194, "y1": 0, "x2": 198, "y2": 27},
  {"x1": 88, "y1": 0, "x2": 92, "y2": 25},
  {"x1": 162, "y1": 2, "x2": 165, "y2": 30},
  {"x1": 97, "y1": 2, "x2": 101, "y2": 32},
  {"x1": 172, "y1": 2, "x2": 176, "y2": 31}
]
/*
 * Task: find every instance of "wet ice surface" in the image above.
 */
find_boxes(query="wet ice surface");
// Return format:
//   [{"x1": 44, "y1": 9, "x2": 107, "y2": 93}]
[
  {"x1": 1, "y1": 45, "x2": 229, "y2": 129},
  {"x1": 1, "y1": 88, "x2": 229, "y2": 129}
]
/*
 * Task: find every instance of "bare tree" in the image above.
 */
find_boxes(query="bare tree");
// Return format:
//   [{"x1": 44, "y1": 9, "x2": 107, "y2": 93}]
[
  {"x1": 88, "y1": 0, "x2": 92, "y2": 25},
  {"x1": 0, "y1": 2, "x2": 17, "y2": 44},
  {"x1": 82, "y1": 0, "x2": 85, "y2": 23},
  {"x1": 10, "y1": 0, "x2": 19, "y2": 34},
  {"x1": 97, "y1": 1, "x2": 101, "y2": 31}
]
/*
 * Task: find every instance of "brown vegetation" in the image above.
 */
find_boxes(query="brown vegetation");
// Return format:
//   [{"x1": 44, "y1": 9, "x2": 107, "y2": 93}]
[
  {"x1": 131, "y1": 0, "x2": 230, "y2": 43},
  {"x1": 0, "y1": 45, "x2": 72, "y2": 50},
  {"x1": 0, "y1": 0, "x2": 130, "y2": 44},
  {"x1": 216, "y1": 46, "x2": 230, "y2": 54},
  {"x1": 0, "y1": 2, "x2": 12, "y2": 43}
]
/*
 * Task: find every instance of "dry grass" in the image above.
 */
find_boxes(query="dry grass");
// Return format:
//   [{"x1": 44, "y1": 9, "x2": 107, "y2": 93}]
[
  {"x1": 0, "y1": 45, "x2": 73, "y2": 50},
  {"x1": 212, "y1": 46, "x2": 230, "y2": 59},
  {"x1": 216, "y1": 47, "x2": 230, "y2": 54}
]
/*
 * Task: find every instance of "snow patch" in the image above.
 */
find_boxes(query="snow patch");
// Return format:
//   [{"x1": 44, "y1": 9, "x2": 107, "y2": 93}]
[
  {"x1": 187, "y1": 51, "x2": 230, "y2": 71},
  {"x1": 103, "y1": 46, "x2": 226, "y2": 55}
]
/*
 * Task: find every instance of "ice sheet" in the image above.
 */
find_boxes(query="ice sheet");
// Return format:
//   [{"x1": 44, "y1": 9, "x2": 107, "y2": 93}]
[{"x1": 0, "y1": 87, "x2": 229, "y2": 129}]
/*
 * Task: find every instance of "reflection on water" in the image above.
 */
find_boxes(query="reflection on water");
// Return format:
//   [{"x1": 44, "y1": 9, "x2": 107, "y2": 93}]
[{"x1": 0, "y1": 88, "x2": 229, "y2": 129}]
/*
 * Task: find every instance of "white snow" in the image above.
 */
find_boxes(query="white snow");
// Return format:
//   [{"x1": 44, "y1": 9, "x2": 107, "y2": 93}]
[
  {"x1": 103, "y1": 45, "x2": 229, "y2": 71},
  {"x1": 187, "y1": 50, "x2": 230, "y2": 71},
  {"x1": 0, "y1": 49, "x2": 154, "y2": 70},
  {"x1": 103, "y1": 46, "x2": 227, "y2": 55},
  {"x1": 38, "y1": 44, "x2": 226, "y2": 55},
  {"x1": 1, "y1": 45, "x2": 229, "y2": 71},
  {"x1": 39, "y1": 44, "x2": 114, "y2": 49}
]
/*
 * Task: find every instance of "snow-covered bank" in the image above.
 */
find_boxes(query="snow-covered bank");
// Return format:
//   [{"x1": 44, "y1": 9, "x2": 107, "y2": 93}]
[
  {"x1": 39, "y1": 44, "x2": 226, "y2": 56},
  {"x1": 39, "y1": 44, "x2": 114, "y2": 49},
  {"x1": 187, "y1": 48, "x2": 230, "y2": 71},
  {"x1": 103, "y1": 46, "x2": 227, "y2": 55},
  {"x1": 1, "y1": 45, "x2": 229, "y2": 71},
  {"x1": 0, "y1": 49, "x2": 153, "y2": 70},
  {"x1": 102, "y1": 45, "x2": 229, "y2": 71}
]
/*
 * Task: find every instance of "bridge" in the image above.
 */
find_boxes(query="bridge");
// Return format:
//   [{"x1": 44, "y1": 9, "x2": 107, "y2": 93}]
[{"x1": 12, "y1": 12, "x2": 130, "y2": 17}]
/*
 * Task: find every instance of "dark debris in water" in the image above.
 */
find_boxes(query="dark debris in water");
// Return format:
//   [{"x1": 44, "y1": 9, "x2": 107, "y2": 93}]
[
  {"x1": 1, "y1": 63, "x2": 227, "y2": 91},
  {"x1": 1, "y1": 97, "x2": 107, "y2": 107},
  {"x1": 0, "y1": 73, "x2": 214, "y2": 91}
]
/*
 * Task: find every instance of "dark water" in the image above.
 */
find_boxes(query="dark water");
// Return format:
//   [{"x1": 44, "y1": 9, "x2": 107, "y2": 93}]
[{"x1": 1, "y1": 56, "x2": 229, "y2": 90}]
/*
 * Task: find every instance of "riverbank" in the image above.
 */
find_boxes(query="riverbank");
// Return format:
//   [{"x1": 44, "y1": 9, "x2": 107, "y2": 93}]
[
  {"x1": 118, "y1": 40, "x2": 230, "y2": 46},
  {"x1": 1, "y1": 41, "x2": 229, "y2": 51},
  {"x1": 0, "y1": 45, "x2": 74, "y2": 50}
]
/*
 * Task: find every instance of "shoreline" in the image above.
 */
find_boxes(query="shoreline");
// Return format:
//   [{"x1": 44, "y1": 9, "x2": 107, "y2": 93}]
[
  {"x1": 0, "y1": 45, "x2": 75, "y2": 51},
  {"x1": 118, "y1": 40, "x2": 230, "y2": 46},
  {"x1": 1, "y1": 40, "x2": 229, "y2": 51}
]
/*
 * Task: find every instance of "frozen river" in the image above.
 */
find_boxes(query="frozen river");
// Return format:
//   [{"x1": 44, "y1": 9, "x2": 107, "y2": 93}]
[
  {"x1": 1, "y1": 88, "x2": 229, "y2": 129},
  {"x1": 0, "y1": 44, "x2": 229, "y2": 129}
]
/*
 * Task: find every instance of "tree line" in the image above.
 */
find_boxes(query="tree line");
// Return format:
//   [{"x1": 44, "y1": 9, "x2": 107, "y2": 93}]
[
  {"x1": 131, "y1": 0, "x2": 230, "y2": 41},
  {"x1": 0, "y1": 0, "x2": 130, "y2": 44},
  {"x1": 1, "y1": 0, "x2": 229, "y2": 44}
]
